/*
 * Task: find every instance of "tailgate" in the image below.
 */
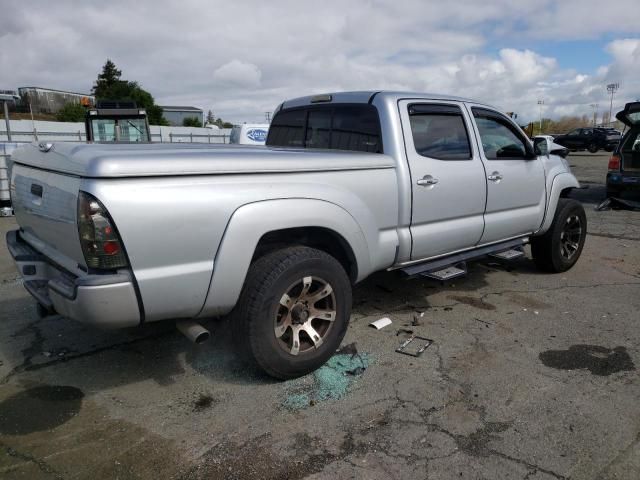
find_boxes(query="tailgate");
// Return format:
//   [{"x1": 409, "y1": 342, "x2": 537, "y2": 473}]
[{"x1": 11, "y1": 163, "x2": 86, "y2": 268}]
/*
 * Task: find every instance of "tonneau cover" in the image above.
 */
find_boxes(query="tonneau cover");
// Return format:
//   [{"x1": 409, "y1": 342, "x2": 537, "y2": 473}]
[{"x1": 10, "y1": 142, "x2": 395, "y2": 178}]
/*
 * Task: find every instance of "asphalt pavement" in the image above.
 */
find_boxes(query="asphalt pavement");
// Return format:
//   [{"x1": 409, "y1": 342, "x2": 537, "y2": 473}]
[{"x1": 1, "y1": 151, "x2": 639, "y2": 479}]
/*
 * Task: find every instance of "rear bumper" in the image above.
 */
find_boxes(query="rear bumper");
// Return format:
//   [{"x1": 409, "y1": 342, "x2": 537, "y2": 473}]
[{"x1": 6, "y1": 230, "x2": 141, "y2": 328}]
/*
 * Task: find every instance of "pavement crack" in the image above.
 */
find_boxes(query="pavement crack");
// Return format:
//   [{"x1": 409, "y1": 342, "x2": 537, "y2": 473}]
[
  {"x1": 0, "y1": 330, "x2": 174, "y2": 385},
  {"x1": 0, "y1": 441, "x2": 64, "y2": 479}
]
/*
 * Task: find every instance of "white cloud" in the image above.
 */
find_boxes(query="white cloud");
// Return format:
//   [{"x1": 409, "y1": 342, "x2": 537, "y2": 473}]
[
  {"x1": 0, "y1": 0, "x2": 639, "y2": 123},
  {"x1": 213, "y1": 60, "x2": 262, "y2": 89}
]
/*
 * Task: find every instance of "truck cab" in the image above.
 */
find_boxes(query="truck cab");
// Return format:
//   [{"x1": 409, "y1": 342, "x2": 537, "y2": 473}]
[{"x1": 85, "y1": 101, "x2": 151, "y2": 143}]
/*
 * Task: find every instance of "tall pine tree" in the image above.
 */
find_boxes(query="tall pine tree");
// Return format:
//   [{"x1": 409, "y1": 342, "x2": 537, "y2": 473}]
[
  {"x1": 92, "y1": 59, "x2": 122, "y2": 97},
  {"x1": 90, "y1": 59, "x2": 168, "y2": 125}
]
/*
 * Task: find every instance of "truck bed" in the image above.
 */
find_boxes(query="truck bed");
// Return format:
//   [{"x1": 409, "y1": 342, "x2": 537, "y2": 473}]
[{"x1": 10, "y1": 142, "x2": 395, "y2": 178}]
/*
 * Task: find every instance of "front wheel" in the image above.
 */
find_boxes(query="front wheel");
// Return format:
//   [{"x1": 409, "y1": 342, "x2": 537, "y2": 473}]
[
  {"x1": 232, "y1": 246, "x2": 352, "y2": 379},
  {"x1": 531, "y1": 199, "x2": 587, "y2": 273},
  {"x1": 587, "y1": 143, "x2": 599, "y2": 153}
]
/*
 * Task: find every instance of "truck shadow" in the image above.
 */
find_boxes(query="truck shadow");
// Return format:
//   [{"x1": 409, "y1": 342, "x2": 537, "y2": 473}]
[
  {"x1": 0, "y1": 234, "x2": 584, "y2": 393},
  {"x1": 0, "y1": 296, "x2": 278, "y2": 390}
]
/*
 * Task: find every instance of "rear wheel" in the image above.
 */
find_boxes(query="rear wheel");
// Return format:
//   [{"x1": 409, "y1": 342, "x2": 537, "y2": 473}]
[
  {"x1": 587, "y1": 143, "x2": 599, "y2": 153},
  {"x1": 531, "y1": 199, "x2": 586, "y2": 273},
  {"x1": 232, "y1": 246, "x2": 351, "y2": 379}
]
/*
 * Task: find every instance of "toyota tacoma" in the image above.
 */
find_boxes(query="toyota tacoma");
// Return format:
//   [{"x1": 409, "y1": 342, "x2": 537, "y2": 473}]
[{"x1": 6, "y1": 91, "x2": 586, "y2": 379}]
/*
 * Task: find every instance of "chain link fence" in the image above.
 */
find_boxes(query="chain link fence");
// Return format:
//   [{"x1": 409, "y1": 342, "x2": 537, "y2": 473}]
[{"x1": 0, "y1": 129, "x2": 229, "y2": 144}]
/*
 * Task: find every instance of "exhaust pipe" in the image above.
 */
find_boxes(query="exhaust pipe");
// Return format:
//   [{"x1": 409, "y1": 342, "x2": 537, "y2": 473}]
[{"x1": 176, "y1": 320, "x2": 210, "y2": 344}]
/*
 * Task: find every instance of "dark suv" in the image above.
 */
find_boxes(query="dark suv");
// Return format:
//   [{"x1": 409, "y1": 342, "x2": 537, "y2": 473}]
[
  {"x1": 606, "y1": 102, "x2": 640, "y2": 197},
  {"x1": 554, "y1": 127, "x2": 621, "y2": 153}
]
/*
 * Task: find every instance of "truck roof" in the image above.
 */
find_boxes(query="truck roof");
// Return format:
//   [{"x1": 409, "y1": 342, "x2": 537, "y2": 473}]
[{"x1": 279, "y1": 90, "x2": 495, "y2": 110}]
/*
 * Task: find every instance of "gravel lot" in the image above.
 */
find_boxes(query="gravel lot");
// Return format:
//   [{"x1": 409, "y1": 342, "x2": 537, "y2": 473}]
[{"x1": 1, "y1": 152, "x2": 639, "y2": 479}]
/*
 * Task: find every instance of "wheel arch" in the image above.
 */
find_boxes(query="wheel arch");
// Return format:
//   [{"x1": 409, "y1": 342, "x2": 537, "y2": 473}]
[
  {"x1": 535, "y1": 172, "x2": 581, "y2": 235},
  {"x1": 197, "y1": 198, "x2": 371, "y2": 318},
  {"x1": 252, "y1": 226, "x2": 358, "y2": 283}
]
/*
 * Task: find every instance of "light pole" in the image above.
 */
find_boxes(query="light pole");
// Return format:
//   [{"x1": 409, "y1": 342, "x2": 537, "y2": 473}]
[
  {"x1": 590, "y1": 103, "x2": 598, "y2": 127},
  {"x1": 537, "y1": 100, "x2": 544, "y2": 134},
  {"x1": 607, "y1": 83, "x2": 619, "y2": 126}
]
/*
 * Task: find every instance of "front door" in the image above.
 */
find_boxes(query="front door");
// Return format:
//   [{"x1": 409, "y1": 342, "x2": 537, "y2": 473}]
[
  {"x1": 399, "y1": 100, "x2": 487, "y2": 260},
  {"x1": 466, "y1": 105, "x2": 546, "y2": 244}
]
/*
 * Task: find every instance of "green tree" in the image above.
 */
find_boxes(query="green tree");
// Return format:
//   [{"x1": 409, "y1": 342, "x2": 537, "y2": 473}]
[
  {"x1": 183, "y1": 117, "x2": 203, "y2": 128},
  {"x1": 91, "y1": 60, "x2": 168, "y2": 125},
  {"x1": 206, "y1": 109, "x2": 215, "y2": 124},
  {"x1": 56, "y1": 102, "x2": 86, "y2": 122},
  {"x1": 213, "y1": 117, "x2": 234, "y2": 129},
  {"x1": 92, "y1": 59, "x2": 122, "y2": 97}
]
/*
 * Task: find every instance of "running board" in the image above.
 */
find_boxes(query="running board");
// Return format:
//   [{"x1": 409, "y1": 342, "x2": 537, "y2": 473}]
[
  {"x1": 401, "y1": 237, "x2": 529, "y2": 277},
  {"x1": 489, "y1": 247, "x2": 525, "y2": 261},
  {"x1": 420, "y1": 262, "x2": 467, "y2": 281}
]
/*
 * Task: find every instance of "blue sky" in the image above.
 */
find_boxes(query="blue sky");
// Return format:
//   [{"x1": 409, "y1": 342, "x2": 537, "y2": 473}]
[{"x1": 1, "y1": 0, "x2": 639, "y2": 122}]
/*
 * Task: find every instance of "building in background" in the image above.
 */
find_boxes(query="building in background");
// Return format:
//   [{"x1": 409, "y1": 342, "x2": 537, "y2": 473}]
[
  {"x1": 160, "y1": 105, "x2": 204, "y2": 126},
  {"x1": 18, "y1": 87, "x2": 94, "y2": 114}
]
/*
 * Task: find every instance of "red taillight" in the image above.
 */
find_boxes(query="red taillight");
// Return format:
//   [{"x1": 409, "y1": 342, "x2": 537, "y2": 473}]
[
  {"x1": 78, "y1": 192, "x2": 128, "y2": 270},
  {"x1": 608, "y1": 154, "x2": 621, "y2": 171},
  {"x1": 102, "y1": 241, "x2": 120, "y2": 255}
]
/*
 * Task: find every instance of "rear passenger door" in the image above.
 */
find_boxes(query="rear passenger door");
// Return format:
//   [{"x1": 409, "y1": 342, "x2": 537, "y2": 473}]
[
  {"x1": 467, "y1": 106, "x2": 546, "y2": 244},
  {"x1": 399, "y1": 100, "x2": 487, "y2": 260}
]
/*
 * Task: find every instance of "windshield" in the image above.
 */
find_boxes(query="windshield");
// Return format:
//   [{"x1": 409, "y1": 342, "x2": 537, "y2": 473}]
[{"x1": 91, "y1": 118, "x2": 149, "y2": 142}]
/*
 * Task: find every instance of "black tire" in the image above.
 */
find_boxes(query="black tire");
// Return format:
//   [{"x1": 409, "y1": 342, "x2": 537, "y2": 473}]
[
  {"x1": 587, "y1": 143, "x2": 599, "y2": 154},
  {"x1": 232, "y1": 246, "x2": 352, "y2": 380},
  {"x1": 531, "y1": 198, "x2": 587, "y2": 273}
]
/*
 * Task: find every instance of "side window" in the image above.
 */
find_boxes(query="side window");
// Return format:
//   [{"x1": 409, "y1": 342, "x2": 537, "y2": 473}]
[
  {"x1": 266, "y1": 109, "x2": 306, "y2": 147},
  {"x1": 622, "y1": 130, "x2": 640, "y2": 152},
  {"x1": 408, "y1": 104, "x2": 472, "y2": 160},
  {"x1": 472, "y1": 109, "x2": 528, "y2": 160},
  {"x1": 568, "y1": 129, "x2": 580, "y2": 136},
  {"x1": 582, "y1": 129, "x2": 592, "y2": 136},
  {"x1": 330, "y1": 105, "x2": 382, "y2": 153},
  {"x1": 305, "y1": 110, "x2": 332, "y2": 149}
]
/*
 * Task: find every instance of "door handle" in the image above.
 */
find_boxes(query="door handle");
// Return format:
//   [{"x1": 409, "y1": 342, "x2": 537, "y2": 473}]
[
  {"x1": 487, "y1": 172, "x2": 503, "y2": 182},
  {"x1": 417, "y1": 175, "x2": 439, "y2": 186}
]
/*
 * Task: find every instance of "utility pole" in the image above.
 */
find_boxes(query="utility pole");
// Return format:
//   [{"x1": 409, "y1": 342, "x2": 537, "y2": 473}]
[
  {"x1": 537, "y1": 100, "x2": 544, "y2": 134},
  {"x1": 264, "y1": 111, "x2": 272, "y2": 123},
  {"x1": 607, "y1": 83, "x2": 619, "y2": 127},
  {"x1": 590, "y1": 103, "x2": 598, "y2": 127}
]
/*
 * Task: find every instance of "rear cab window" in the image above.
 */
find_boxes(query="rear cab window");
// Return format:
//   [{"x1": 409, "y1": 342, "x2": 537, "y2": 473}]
[
  {"x1": 267, "y1": 104, "x2": 383, "y2": 153},
  {"x1": 408, "y1": 104, "x2": 472, "y2": 160}
]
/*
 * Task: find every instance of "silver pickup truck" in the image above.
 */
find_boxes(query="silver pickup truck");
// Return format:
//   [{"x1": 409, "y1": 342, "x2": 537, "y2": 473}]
[{"x1": 6, "y1": 91, "x2": 585, "y2": 379}]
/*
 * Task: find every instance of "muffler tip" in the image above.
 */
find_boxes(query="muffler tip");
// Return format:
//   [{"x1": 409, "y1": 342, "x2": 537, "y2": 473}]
[
  {"x1": 194, "y1": 331, "x2": 210, "y2": 344},
  {"x1": 176, "y1": 320, "x2": 211, "y2": 345}
]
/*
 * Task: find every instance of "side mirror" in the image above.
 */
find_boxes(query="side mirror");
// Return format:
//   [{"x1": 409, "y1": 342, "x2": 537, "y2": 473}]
[
  {"x1": 533, "y1": 137, "x2": 548, "y2": 156},
  {"x1": 550, "y1": 148, "x2": 568, "y2": 158}
]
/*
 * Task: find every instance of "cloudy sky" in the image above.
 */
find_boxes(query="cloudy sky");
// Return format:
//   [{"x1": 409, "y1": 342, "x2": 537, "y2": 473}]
[{"x1": 1, "y1": 0, "x2": 640, "y2": 124}]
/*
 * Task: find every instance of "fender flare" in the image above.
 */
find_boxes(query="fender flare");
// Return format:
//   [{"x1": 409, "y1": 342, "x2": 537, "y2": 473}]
[
  {"x1": 536, "y1": 172, "x2": 580, "y2": 235},
  {"x1": 197, "y1": 198, "x2": 371, "y2": 317}
]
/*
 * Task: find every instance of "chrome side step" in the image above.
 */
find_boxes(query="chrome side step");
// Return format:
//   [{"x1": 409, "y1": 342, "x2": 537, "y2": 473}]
[
  {"x1": 401, "y1": 237, "x2": 529, "y2": 277},
  {"x1": 489, "y1": 247, "x2": 525, "y2": 261},
  {"x1": 420, "y1": 262, "x2": 467, "y2": 281}
]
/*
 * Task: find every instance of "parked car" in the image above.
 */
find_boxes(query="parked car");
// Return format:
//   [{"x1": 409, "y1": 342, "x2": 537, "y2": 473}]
[
  {"x1": 532, "y1": 135, "x2": 569, "y2": 158},
  {"x1": 6, "y1": 91, "x2": 585, "y2": 379},
  {"x1": 606, "y1": 102, "x2": 640, "y2": 197},
  {"x1": 553, "y1": 127, "x2": 621, "y2": 153}
]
